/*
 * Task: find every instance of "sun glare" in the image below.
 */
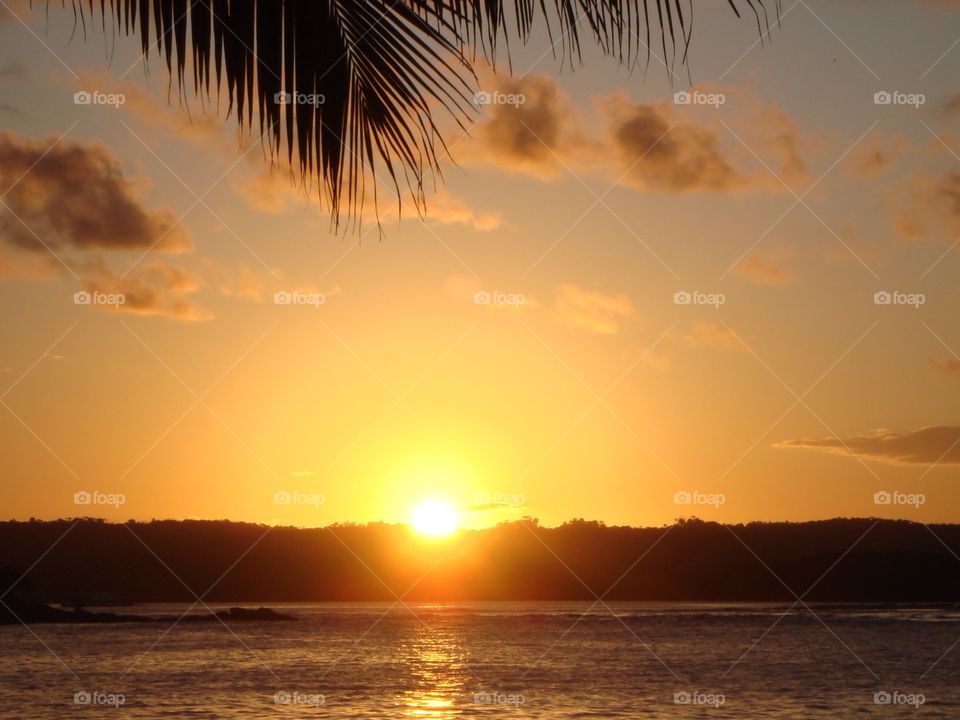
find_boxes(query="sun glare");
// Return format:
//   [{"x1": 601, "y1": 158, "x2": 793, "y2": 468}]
[{"x1": 411, "y1": 500, "x2": 460, "y2": 538}]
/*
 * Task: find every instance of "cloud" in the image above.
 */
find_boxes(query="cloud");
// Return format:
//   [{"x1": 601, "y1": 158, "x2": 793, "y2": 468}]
[
  {"x1": 470, "y1": 73, "x2": 584, "y2": 180},
  {"x1": 840, "y1": 133, "x2": 905, "y2": 178},
  {"x1": 0, "y1": 131, "x2": 208, "y2": 322},
  {"x1": 202, "y1": 258, "x2": 341, "y2": 306},
  {"x1": 758, "y1": 104, "x2": 810, "y2": 188},
  {"x1": 555, "y1": 284, "x2": 633, "y2": 334},
  {"x1": 465, "y1": 74, "x2": 811, "y2": 195},
  {"x1": 678, "y1": 322, "x2": 746, "y2": 352},
  {"x1": 821, "y1": 223, "x2": 887, "y2": 267},
  {"x1": 0, "y1": 132, "x2": 190, "y2": 253},
  {"x1": 734, "y1": 250, "x2": 794, "y2": 285},
  {"x1": 0, "y1": 128, "x2": 355, "y2": 322},
  {"x1": 602, "y1": 96, "x2": 737, "y2": 192},
  {"x1": 425, "y1": 190, "x2": 502, "y2": 231},
  {"x1": 776, "y1": 426, "x2": 960, "y2": 465},
  {"x1": 205, "y1": 260, "x2": 284, "y2": 302},
  {"x1": 894, "y1": 169, "x2": 960, "y2": 241},
  {"x1": 77, "y1": 259, "x2": 211, "y2": 322},
  {"x1": 466, "y1": 502, "x2": 525, "y2": 515},
  {"x1": 930, "y1": 357, "x2": 960, "y2": 377}
]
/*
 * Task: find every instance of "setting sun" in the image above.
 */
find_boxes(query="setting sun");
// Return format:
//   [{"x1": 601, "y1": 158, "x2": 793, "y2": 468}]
[{"x1": 410, "y1": 500, "x2": 460, "y2": 538}]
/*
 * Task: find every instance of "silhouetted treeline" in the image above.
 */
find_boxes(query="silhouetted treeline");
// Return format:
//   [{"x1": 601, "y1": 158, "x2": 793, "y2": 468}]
[{"x1": 2, "y1": 517, "x2": 959, "y2": 603}]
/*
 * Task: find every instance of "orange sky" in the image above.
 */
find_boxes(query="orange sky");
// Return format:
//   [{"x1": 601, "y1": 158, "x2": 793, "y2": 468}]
[{"x1": 1, "y1": 1, "x2": 959, "y2": 527}]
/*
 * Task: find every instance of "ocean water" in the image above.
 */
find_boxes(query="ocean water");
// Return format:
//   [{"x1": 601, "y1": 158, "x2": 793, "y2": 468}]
[{"x1": 1, "y1": 602, "x2": 959, "y2": 717}]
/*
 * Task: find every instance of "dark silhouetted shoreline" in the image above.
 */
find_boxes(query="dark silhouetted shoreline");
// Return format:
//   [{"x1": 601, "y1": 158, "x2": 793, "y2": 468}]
[{"x1": 2, "y1": 517, "x2": 959, "y2": 610}]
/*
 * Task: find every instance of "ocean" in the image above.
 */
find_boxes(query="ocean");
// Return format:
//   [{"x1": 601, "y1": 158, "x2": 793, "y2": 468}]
[{"x1": 1, "y1": 602, "x2": 958, "y2": 717}]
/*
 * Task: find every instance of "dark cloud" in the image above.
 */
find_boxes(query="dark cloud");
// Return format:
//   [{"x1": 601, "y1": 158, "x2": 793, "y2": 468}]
[
  {"x1": 604, "y1": 98, "x2": 737, "y2": 192},
  {"x1": 0, "y1": 132, "x2": 204, "y2": 321},
  {"x1": 470, "y1": 75, "x2": 810, "y2": 194},
  {"x1": 0, "y1": 132, "x2": 190, "y2": 254},
  {"x1": 776, "y1": 426, "x2": 960, "y2": 465},
  {"x1": 475, "y1": 74, "x2": 575, "y2": 179}
]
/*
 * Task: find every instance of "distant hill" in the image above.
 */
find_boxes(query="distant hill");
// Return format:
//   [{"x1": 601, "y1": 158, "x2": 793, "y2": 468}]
[{"x1": 2, "y1": 517, "x2": 959, "y2": 604}]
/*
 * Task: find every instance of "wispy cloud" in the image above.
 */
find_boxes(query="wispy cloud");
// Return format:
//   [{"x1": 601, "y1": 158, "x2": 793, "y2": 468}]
[
  {"x1": 840, "y1": 132, "x2": 905, "y2": 178},
  {"x1": 678, "y1": 322, "x2": 746, "y2": 352},
  {"x1": 735, "y1": 250, "x2": 794, "y2": 285},
  {"x1": 776, "y1": 426, "x2": 960, "y2": 465},
  {"x1": 894, "y1": 164, "x2": 960, "y2": 243},
  {"x1": 555, "y1": 284, "x2": 633, "y2": 335},
  {"x1": 76, "y1": 259, "x2": 211, "y2": 322}
]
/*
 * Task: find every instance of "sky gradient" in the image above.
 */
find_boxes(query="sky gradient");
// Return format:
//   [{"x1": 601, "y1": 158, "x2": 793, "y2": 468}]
[{"x1": 1, "y1": 0, "x2": 959, "y2": 528}]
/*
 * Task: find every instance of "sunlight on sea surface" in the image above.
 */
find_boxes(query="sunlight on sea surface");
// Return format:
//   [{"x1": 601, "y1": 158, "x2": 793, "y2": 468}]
[
  {"x1": 400, "y1": 623, "x2": 467, "y2": 718},
  {"x1": 2, "y1": 602, "x2": 960, "y2": 718}
]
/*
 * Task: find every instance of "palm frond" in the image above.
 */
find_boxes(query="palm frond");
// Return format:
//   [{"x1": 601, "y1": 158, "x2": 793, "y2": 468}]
[{"x1": 64, "y1": 0, "x2": 771, "y2": 228}]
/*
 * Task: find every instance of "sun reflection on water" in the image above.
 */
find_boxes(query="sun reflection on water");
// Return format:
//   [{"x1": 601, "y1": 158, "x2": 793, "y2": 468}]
[{"x1": 398, "y1": 619, "x2": 468, "y2": 718}]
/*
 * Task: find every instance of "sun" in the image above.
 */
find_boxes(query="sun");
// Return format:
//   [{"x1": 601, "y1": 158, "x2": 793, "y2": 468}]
[{"x1": 411, "y1": 499, "x2": 460, "y2": 538}]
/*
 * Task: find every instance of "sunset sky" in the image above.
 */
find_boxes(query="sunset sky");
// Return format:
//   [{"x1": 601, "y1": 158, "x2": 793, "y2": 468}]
[{"x1": 1, "y1": 0, "x2": 959, "y2": 528}]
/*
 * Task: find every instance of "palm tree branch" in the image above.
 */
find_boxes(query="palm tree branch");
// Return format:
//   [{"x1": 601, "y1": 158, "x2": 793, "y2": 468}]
[{"x1": 62, "y1": 0, "x2": 771, "y2": 228}]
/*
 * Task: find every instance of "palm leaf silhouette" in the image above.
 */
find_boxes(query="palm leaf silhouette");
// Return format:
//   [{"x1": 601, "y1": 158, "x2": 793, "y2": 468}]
[{"x1": 68, "y1": 0, "x2": 773, "y2": 227}]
